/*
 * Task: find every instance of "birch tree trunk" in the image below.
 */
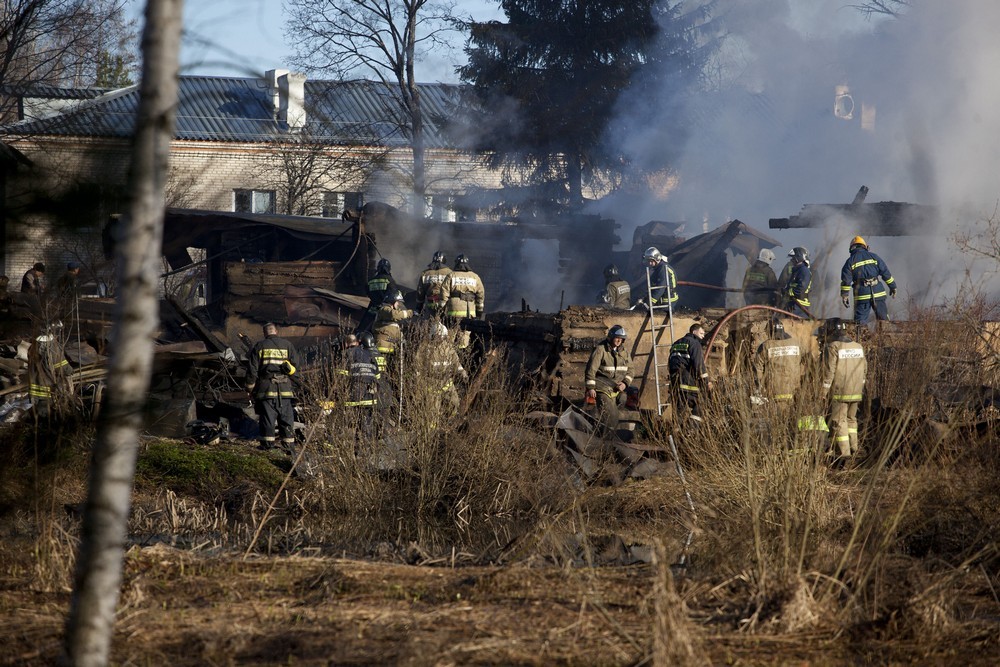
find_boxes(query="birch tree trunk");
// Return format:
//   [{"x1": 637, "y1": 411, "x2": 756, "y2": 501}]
[{"x1": 63, "y1": 1, "x2": 184, "y2": 665}]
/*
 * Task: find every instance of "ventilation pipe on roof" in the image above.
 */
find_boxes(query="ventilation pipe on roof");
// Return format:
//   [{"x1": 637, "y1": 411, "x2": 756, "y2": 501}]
[{"x1": 264, "y1": 69, "x2": 306, "y2": 130}]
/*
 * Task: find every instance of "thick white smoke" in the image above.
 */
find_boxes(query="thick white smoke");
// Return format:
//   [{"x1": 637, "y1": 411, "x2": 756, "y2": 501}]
[{"x1": 601, "y1": 0, "x2": 1000, "y2": 317}]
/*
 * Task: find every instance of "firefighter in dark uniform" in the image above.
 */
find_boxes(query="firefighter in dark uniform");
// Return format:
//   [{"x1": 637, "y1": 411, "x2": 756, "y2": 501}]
[
  {"x1": 246, "y1": 322, "x2": 300, "y2": 452},
  {"x1": 642, "y1": 247, "x2": 679, "y2": 308},
  {"x1": 28, "y1": 333, "x2": 72, "y2": 420},
  {"x1": 840, "y1": 235, "x2": 897, "y2": 324},
  {"x1": 359, "y1": 331, "x2": 390, "y2": 430},
  {"x1": 821, "y1": 318, "x2": 867, "y2": 462},
  {"x1": 337, "y1": 333, "x2": 379, "y2": 440},
  {"x1": 777, "y1": 249, "x2": 796, "y2": 299},
  {"x1": 357, "y1": 257, "x2": 396, "y2": 333},
  {"x1": 599, "y1": 264, "x2": 631, "y2": 309},
  {"x1": 668, "y1": 323, "x2": 712, "y2": 423},
  {"x1": 416, "y1": 250, "x2": 452, "y2": 317},
  {"x1": 743, "y1": 248, "x2": 778, "y2": 306},
  {"x1": 784, "y1": 247, "x2": 813, "y2": 318},
  {"x1": 585, "y1": 324, "x2": 633, "y2": 438}
]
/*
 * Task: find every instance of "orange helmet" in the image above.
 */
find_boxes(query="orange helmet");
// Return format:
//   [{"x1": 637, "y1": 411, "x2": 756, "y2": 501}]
[{"x1": 850, "y1": 235, "x2": 867, "y2": 250}]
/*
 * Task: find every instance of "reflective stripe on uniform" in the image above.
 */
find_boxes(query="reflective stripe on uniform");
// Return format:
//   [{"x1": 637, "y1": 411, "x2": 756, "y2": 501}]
[{"x1": 833, "y1": 393, "x2": 862, "y2": 401}]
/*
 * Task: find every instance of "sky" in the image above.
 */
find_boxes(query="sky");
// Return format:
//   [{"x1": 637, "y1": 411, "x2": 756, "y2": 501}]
[{"x1": 128, "y1": 0, "x2": 502, "y2": 81}]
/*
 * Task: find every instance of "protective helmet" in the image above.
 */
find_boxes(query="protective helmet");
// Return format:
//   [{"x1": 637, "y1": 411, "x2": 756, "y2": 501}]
[
  {"x1": 383, "y1": 289, "x2": 405, "y2": 304},
  {"x1": 376, "y1": 258, "x2": 391, "y2": 273},
  {"x1": 432, "y1": 322, "x2": 448, "y2": 338},
  {"x1": 850, "y1": 235, "x2": 868, "y2": 250},
  {"x1": 35, "y1": 334, "x2": 53, "y2": 344},
  {"x1": 603, "y1": 263, "x2": 620, "y2": 280},
  {"x1": 454, "y1": 254, "x2": 470, "y2": 270},
  {"x1": 432, "y1": 250, "x2": 446, "y2": 265},
  {"x1": 790, "y1": 247, "x2": 810, "y2": 264},
  {"x1": 758, "y1": 248, "x2": 776, "y2": 263},
  {"x1": 608, "y1": 324, "x2": 627, "y2": 341},
  {"x1": 358, "y1": 331, "x2": 376, "y2": 350},
  {"x1": 771, "y1": 320, "x2": 785, "y2": 335},
  {"x1": 828, "y1": 317, "x2": 848, "y2": 331},
  {"x1": 643, "y1": 247, "x2": 663, "y2": 263}
]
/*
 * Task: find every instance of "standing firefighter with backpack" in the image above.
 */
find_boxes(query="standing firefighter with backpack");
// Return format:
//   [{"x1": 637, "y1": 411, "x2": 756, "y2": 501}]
[
  {"x1": 440, "y1": 254, "x2": 485, "y2": 349},
  {"x1": 246, "y1": 322, "x2": 300, "y2": 452},
  {"x1": 821, "y1": 318, "x2": 867, "y2": 464},
  {"x1": 585, "y1": 325, "x2": 633, "y2": 439},
  {"x1": 338, "y1": 333, "x2": 379, "y2": 440},
  {"x1": 417, "y1": 250, "x2": 452, "y2": 316},
  {"x1": 840, "y1": 236, "x2": 897, "y2": 324},
  {"x1": 357, "y1": 257, "x2": 396, "y2": 333}
]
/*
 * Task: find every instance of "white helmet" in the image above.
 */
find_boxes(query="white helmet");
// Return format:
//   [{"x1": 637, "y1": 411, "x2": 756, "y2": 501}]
[
  {"x1": 758, "y1": 248, "x2": 776, "y2": 263},
  {"x1": 643, "y1": 247, "x2": 663, "y2": 262},
  {"x1": 432, "y1": 322, "x2": 448, "y2": 338}
]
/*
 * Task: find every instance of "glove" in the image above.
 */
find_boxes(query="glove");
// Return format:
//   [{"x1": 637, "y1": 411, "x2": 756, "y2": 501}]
[
  {"x1": 842, "y1": 295, "x2": 850, "y2": 308},
  {"x1": 890, "y1": 288, "x2": 897, "y2": 299}
]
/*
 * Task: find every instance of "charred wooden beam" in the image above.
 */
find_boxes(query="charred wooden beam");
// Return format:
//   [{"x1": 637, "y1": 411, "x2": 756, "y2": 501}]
[{"x1": 769, "y1": 200, "x2": 940, "y2": 236}]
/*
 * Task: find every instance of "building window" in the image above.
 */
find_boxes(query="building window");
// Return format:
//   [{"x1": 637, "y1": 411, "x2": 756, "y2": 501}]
[
  {"x1": 322, "y1": 191, "x2": 364, "y2": 218},
  {"x1": 234, "y1": 189, "x2": 275, "y2": 214},
  {"x1": 425, "y1": 194, "x2": 456, "y2": 222}
]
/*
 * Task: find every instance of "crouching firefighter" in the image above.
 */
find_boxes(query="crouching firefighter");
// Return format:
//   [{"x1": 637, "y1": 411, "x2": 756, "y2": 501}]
[
  {"x1": 246, "y1": 322, "x2": 300, "y2": 452},
  {"x1": 585, "y1": 324, "x2": 633, "y2": 439}
]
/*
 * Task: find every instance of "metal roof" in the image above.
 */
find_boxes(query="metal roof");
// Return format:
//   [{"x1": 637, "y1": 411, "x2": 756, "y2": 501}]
[{"x1": 1, "y1": 76, "x2": 465, "y2": 148}]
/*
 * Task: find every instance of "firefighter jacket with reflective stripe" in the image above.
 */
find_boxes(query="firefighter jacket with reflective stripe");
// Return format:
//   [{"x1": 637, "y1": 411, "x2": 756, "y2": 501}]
[
  {"x1": 585, "y1": 340, "x2": 632, "y2": 395},
  {"x1": 415, "y1": 339, "x2": 466, "y2": 392},
  {"x1": 366, "y1": 270, "x2": 396, "y2": 312},
  {"x1": 373, "y1": 304, "x2": 412, "y2": 353},
  {"x1": 603, "y1": 280, "x2": 631, "y2": 309},
  {"x1": 668, "y1": 333, "x2": 708, "y2": 392},
  {"x1": 787, "y1": 263, "x2": 812, "y2": 308},
  {"x1": 247, "y1": 335, "x2": 299, "y2": 399},
  {"x1": 755, "y1": 336, "x2": 802, "y2": 400},
  {"x1": 840, "y1": 248, "x2": 895, "y2": 301},
  {"x1": 743, "y1": 260, "x2": 777, "y2": 305},
  {"x1": 648, "y1": 260, "x2": 678, "y2": 304},
  {"x1": 777, "y1": 259, "x2": 795, "y2": 295},
  {"x1": 28, "y1": 342, "x2": 70, "y2": 399},
  {"x1": 822, "y1": 337, "x2": 866, "y2": 402},
  {"x1": 337, "y1": 346, "x2": 379, "y2": 407},
  {"x1": 441, "y1": 270, "x2": 485, "y2": 318},
  {"x1": 417, "y1": 264, "x2": 452, "y2": 311}
]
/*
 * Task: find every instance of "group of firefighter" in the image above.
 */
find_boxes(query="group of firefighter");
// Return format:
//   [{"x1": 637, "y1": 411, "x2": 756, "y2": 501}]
[
  {"x1": 245, "y1": 251, "x2": 483, "y2": 452},
  {"x1": 603, "y1": 235, "x2": 897, "y2": 324},
  {"x1": 588, "y1": 234, "x2": 896, "y2": 466}
]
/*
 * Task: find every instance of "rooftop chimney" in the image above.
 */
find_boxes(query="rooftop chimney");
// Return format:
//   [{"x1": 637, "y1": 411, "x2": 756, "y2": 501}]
[{"x1": 264, "y1": 69, "x2": 306, "y2": 130}]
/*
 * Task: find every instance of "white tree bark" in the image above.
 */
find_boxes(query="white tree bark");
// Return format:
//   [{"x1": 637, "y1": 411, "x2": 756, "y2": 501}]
[{"x1": 63, "y1": 1, "x2": 184, "y2": 665}]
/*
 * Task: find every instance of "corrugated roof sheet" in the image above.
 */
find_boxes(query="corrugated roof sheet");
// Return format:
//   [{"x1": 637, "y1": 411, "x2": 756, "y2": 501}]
[{"x1": 1, "y1": 76, "x2": 464, "y2": 148}]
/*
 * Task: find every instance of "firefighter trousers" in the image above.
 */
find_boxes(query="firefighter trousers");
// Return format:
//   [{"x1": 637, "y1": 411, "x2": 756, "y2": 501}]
[
  {"x1": 257, "y1": 395, "x2": 296, "y2": 448},
  {"x1": 828, "y1": 400, "x2": 860, "y2": 457}
]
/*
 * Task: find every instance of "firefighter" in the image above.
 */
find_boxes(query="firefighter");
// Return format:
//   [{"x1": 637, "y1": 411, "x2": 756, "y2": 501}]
[
  {"x1": 246, "y1": 322, "x2": 300, "y2": 452},
  {"x1": 777, "y1": 249, "x2": 797, "y2": 298},
  {"x1": 585, "y1": 324, "x2": 633, "y2": 438},
  {"x1": 784, "y1": 247, "x2": 812, "y2": 317},
  {"x1": 415, "y1": 322, "x2": 468, "y2": 424},
  {"x1": 54, "y1": 261, "x2": 82, "y2": 319},
  {"x1": 28, "y1": 333, "x2": 72, "y2": 420},
  {"x1": 357, "y1": 257, "x2": 396, "y2": 333},
  {"x1": 743, "y1": 248, "x2": 778, "y2": 306},
  {"x1": 440, "y1": 254, "x2": 485, "y2": 349},
  {"x1": 416, "y1": 250, "x2": 452, "y2": 316},
  {"x1": 360, "y1": 330, "x2": 391, "y2": 430},
  {"x1": 640, "y1": 247, "x2": 678, "y2": 309},
  {"x1": 599, "y1": 264, "x2": 631, "y2": 310},
  {"x1": 337, "y1": 333, "x2": 379, "y2": 440},
  {"x1": 668, "y1": 323, "x2": 712, "y2": 423},
  {"x1": 840, "y1": 236, "x2": 897, "y2": 324},
  {"x1": 821, "y1": 318, "x2": 867, "y2": 463},
  {"x1": 372, "y1": 289, "x2": 413, "y2": 355},
  {"x1": 754, "y1": 320, "x2": 802, "y2": 405},
  {"x1": 20, "y1": 262, "x2": 45, "y2": 295}
]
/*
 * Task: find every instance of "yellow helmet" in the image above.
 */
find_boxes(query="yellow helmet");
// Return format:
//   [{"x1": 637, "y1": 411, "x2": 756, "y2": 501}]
[{"x1": 850, "y1": 235, "x2": 867, "y2": 249}]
